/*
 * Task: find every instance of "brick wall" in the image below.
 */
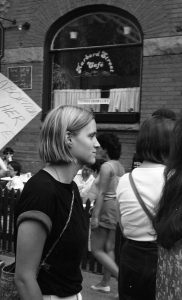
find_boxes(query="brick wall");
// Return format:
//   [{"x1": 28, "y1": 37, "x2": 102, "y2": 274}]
[
  {"x1": 0, "y1": 0, "x2": 182, "y2": 174},
  {"x1": 3, "y1": 0, "x2": 180, "y2": 49},
  {"x1": 141, "y1": 54, "x2": 182, "y2": 122}
]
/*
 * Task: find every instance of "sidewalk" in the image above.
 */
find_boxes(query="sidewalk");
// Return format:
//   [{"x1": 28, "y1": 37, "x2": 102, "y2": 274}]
[{"x1": 0, "y1": 254, "x2": 118, "y2": 299}]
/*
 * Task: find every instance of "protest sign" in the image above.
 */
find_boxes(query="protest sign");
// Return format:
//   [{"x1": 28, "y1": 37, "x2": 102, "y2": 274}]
[{"x1": 0, "y1": 72, "x2": 42, "y2": 150}]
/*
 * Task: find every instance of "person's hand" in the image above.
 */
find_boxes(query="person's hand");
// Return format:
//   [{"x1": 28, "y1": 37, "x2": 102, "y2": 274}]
[{"x1": 91, "y1": 216, "x2": 99, "y2": 229}]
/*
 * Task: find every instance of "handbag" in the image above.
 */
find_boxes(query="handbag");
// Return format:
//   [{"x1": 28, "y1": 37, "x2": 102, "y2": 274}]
[
  {"x1": 129, "y1": 172, "x2": 154, "y2": 221},
  {"x1": 0, "y1": 190, "x2": 74, "y2": 299}
]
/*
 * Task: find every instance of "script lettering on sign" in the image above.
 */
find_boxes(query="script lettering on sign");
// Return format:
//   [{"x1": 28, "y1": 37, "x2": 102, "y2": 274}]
[{"x1": 76, "y1": 50, "x2": 114, "y2": 75}]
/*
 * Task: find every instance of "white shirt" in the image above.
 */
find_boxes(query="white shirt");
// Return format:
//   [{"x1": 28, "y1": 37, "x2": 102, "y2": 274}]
[
  {"x1": 74, "y1": 172, "x2": 95, "y2": 203},
  {"x1": 6, "y1": 176, "x2": 24, "y2": 191},
  {"x1": 116, "y1": 162, "x2": 165, "y2": 241}
]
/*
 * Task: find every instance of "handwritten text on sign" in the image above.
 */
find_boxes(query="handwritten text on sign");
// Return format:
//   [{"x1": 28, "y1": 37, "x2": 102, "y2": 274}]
[{"x1": 0, "y1": 73, "x2": 41, "y2": 150}]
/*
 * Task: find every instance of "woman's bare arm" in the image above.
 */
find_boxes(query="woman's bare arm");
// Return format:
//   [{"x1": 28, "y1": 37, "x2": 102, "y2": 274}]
[
  {"x1": 15, "y1": 220, "x2": 47, "y2": 300},
  {"x1": 91, "y1": 163, "x2": 111, "y2": 228}
]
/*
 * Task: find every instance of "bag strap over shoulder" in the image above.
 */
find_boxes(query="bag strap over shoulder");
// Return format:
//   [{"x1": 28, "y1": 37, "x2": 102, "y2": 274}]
[
  {"x1": 129, "y1": 173, "x2": 154, "y2": 221},
  {"x1": 40, "y1": 190, "x2": 74, "y2": 271}
]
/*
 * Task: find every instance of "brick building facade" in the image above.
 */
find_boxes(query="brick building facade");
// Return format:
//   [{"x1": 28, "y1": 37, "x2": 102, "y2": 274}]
[{"x1": 0, "y1": 0, "x2": 182, "y2": 174}]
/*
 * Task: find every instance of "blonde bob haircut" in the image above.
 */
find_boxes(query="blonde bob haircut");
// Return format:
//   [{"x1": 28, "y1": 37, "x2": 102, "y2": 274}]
[{"x1": 39, "y1": 105, "x2": 94, "y2": 163}]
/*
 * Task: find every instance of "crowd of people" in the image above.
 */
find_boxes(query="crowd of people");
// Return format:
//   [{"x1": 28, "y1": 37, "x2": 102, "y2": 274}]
[{"x1": 1, "y1": 105, "x2": 182, "y2": 300}]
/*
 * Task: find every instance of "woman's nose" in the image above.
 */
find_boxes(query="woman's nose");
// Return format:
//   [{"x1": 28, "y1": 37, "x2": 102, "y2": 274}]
[{"x1": 94, "y1": 138, "x2": 100, "y2": 148}]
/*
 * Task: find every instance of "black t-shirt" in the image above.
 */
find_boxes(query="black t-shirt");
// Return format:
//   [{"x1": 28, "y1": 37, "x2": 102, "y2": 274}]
[{"x1": 14, "y1": 170, "x2": 88, "y2": 297}]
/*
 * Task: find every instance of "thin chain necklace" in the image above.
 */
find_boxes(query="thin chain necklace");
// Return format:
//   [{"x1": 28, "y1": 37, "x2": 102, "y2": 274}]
[{"x1": 52, "y1": 166, "x2": 61, "y2": 182}]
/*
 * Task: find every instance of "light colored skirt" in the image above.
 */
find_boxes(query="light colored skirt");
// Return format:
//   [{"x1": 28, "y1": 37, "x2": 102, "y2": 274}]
[{"x1": 43, "y1": 293, "x2": 82, "y2": 300}]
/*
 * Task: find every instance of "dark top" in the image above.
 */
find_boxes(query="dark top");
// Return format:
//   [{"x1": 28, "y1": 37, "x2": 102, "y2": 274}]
[{"x1": 14, "y1": 170, "x2": 88, "y2": 297}]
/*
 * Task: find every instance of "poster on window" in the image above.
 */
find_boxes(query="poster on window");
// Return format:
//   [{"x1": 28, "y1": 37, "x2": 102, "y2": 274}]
[{"x1": 0, "y1": 73, "x2": 42, "y2": 150}]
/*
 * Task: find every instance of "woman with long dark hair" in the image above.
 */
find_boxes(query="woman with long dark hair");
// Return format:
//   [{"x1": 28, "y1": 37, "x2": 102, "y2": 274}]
[
  {"x1": 154, "y1": 116, "x2": 182, "y2": 300},
  {"x1": 116, "y1": 115, "x2": 175, "y2": 300}
]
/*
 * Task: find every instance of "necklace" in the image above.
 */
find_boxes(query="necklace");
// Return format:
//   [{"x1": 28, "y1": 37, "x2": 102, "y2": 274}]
[
  {"x1": 52, "y1": 166, "x2": 61, "y2": 182},
  {"x1": 44, "y1": 165, "x2": 61, "y2": 182}
]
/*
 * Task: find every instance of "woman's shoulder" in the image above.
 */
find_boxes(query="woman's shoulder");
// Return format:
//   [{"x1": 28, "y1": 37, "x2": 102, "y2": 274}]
[
  {"x1": 118, "y1": 172, "x2": 129, "y2": 183},
  {"x1": 16, "y1": 171, "x2": 60, "y2": 224},
  {"x1": 99, "y1": 162, "x2": 114, "y2": 177},
  {"x1": 27, "y1": 169, "x2": 53, "y2": 184},
  {"x1": 132, "y1": 163, "x2": 165, "y2": 178},
  {"x1": 23, "y1": 169, "x2": 57, "y2": 197},
  {"x1": 103, "y1": 160, "x2": 125, "y2": 176},
  {"x1": 100, "y1": 161, "x2": 111, "y2": 170}
]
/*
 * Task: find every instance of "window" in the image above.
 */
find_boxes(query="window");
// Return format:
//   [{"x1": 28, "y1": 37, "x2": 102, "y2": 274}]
[{"x1": 43, "y1": 6, "x2": 143, "y2": 123}]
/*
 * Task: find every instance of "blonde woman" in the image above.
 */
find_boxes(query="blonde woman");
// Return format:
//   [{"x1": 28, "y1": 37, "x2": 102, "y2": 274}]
[{"x1": 14, "y1": 105, "x2": 100, "y2": 300}]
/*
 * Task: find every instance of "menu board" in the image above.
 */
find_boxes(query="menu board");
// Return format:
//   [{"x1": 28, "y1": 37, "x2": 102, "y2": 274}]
[{"x1": 8, "y1": 66, "x2": 32, "y2": 90}]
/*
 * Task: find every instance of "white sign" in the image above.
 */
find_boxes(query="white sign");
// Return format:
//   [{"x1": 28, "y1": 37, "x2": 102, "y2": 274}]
[
  {"x1": 78, "y1": 98, "x2": 110, "y2": 105},
  {"x1": 0, "y1": 73, "x2": 42, "y2": 150},
  {"x1": 76, "y1": 51, "x2": 114, "y2": 74}
]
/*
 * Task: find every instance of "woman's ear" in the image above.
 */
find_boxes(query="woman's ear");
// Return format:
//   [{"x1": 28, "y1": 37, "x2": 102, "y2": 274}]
[{"x1": 65, "y1": 131, "x2": 73, "y2": 148}]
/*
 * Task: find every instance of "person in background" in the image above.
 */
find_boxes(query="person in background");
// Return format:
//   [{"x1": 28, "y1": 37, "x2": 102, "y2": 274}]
[
  {"x1": 14, "y1": 105, "x2": 99, "y2": 300},
  {"x1": 131, "y1": 152, "x2": 142, "y2": 170},
  {"x1": 6, "y1": 160, "x2": 24, "y2": 192},
  {"x1": 90, "y1": 133, "x2": 125, "y2": 293},
  {"x1": 0, "y1": 157, "x2": 8, "y2": 178},
  {"x1": 116, "y1": 115, "x2": 175, "y2": 300},
  {"x1": 0, "y1": 147, "x2": 14, "y2": 178},
  {"x1": 74, "y1": 165, "x2": 95, "y2": 204},
  {"x1": 152, "y1": 107, "x2": 176, "y2": 120},
  {"x1": 87, "y1": 159, "x2": 106, "y2": 205},
  {"x1": 85, "y1": 159, "x2": 106, "y2": 253},
  {"x1": 154, "y1": 116, "x2": 182, "y2": 300},
  {"x1": 131, "y1": 109, "x2": 176, "y2": 172},
  {"x1": 3, "y1": 147, "x2": 14, "y2": 166}
]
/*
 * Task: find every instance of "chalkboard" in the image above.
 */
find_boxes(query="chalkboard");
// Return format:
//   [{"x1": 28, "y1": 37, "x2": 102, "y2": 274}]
[{"x1": 8, "y1": 66, "x2": 32, "y2": 90}]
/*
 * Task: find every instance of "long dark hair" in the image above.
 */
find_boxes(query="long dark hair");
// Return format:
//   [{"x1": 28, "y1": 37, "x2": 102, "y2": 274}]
[
  {"x1": 154, "y1": 117, "x2": 182, "y2": 249},
  {"x1": 97, "y1": 133, "x2": 121, "y2": 159},
  {"x1": 136, "y1": 116, "x2": 175, "y2": 164}
]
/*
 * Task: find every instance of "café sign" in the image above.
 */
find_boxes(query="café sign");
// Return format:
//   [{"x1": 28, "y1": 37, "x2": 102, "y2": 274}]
[{"x1": 76, "y1": 50, "x2": 114, "y2": 75}]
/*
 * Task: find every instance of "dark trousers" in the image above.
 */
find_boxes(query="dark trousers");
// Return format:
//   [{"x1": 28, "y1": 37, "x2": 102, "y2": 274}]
[{"x1": 118, "y1": 239, "x2": 157, "y2": 300}]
